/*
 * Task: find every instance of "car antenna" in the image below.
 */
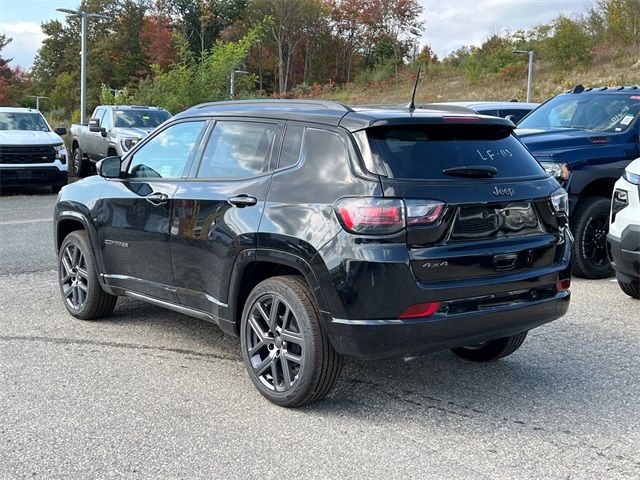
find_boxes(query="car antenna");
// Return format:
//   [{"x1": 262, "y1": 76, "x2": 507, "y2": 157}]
[{"x1": 406, "y1": 67, "x2": 422, "y2": 112}]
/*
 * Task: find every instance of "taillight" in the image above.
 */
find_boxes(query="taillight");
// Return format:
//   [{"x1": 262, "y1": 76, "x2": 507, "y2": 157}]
[
  {"x1": 334, "y1": 198, "x2": 446, "y2": 235},
  {"x1": 556, "y1": 279, "x2": 571, "y2": 292},
  {"x1": 399, "y1": 301, "x2": 441, "y2": 319},
  {"x1": 335, "y1": 198, "x2": 405, "y2": 235},
  {"x1": 405, "y1": 200, "x2": 445, "y2": 225}
]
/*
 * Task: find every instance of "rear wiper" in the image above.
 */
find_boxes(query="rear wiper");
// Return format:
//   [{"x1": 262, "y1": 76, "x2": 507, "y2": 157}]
[{"x1": 442, "y1": 166, "x2": 498, "y2": 178}]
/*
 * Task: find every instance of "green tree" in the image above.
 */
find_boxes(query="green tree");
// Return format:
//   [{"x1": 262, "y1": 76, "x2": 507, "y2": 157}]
[
  {"x1": 545, "y1": 16, "x2": 593, "y2": 67},
  {"x1": 588, "y1": 0, "x2": 640, "y2": 47},
  {"x1": 131, "y1": 24, "x2": 264, "y2": 112}
]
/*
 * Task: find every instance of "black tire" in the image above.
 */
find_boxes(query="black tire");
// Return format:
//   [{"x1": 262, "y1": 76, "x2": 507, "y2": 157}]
[
  {"x1": 240, "y1": 276, "x2": 343, "y2": 407},
  {"x1": 451, "y1": 331, "x2": 528, "y2": 362},
  {"x1": 58, "y1": 230, "x2": 117, "y2": 320},
  {"x1": 72, "y1": 146, "x2": 90, "y2": 178},
  {"x1": 619, "y1": 279, "x2": 640, "y2": 299},
  {"x1": 571, "y1": 196, "x2": 614, "y2": 279}
]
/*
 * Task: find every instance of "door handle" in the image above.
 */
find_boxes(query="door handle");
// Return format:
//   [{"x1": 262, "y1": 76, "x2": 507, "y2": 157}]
[
  {"x1": 146, "y1": 192, "x2": 169, "y2": 205},
  {"x1": 227, "y1": 195, "x2": 257, "y2": 208}
]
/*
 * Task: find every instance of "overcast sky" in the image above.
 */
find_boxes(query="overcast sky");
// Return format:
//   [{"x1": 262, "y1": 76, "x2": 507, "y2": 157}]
[{"x1": 1, "y1": 0, "x2": 590, "y2": 69}]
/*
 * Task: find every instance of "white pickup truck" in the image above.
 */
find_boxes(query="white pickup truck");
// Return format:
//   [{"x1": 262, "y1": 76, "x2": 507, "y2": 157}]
[
  {"x1": 69, "y1": 105, "x2": 171, "y2": 177},
  {"x1": 0, "y1": 107, "x2": 69, "y2": 193}
]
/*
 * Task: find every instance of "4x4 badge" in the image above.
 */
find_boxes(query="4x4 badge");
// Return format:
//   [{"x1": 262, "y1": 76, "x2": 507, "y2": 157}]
[{"x1": 492, "y1": 186, "x2": 515, "y2": 196}]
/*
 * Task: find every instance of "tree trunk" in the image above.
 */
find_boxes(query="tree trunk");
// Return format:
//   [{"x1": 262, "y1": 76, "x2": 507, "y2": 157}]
[
  {"x1": 277, "y1": 41, "x2": 285, "y2": 93},
  {"x1": 303, "y1": 41, "x2": 309, "y2": 84},
  {"x1": 257, "y1": 43, "x2": 263, "y2": 92}
]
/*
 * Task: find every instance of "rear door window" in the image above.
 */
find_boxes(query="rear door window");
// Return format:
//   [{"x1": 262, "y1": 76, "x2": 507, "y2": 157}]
[
  {"x1": 277, "y1": 125, "x2": 304, "y2": 169},
  {"x1": 197, "y1": 121, "x2": 277, "y2": 178},
  {"x1": 362, "y1": 124, "x2": 545, "y2": 180}
]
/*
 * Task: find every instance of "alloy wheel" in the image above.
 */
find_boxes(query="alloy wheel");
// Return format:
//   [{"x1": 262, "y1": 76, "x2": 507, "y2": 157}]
[
  {"x1": 245, "y1": 294, "x2": 305, "y2": 392},
  {"x1": 60, "y1": 242, "x2": 89, "y2": 310},
  {"x1": 582, "y1": 213, "x2": 609, "y2": 267}
]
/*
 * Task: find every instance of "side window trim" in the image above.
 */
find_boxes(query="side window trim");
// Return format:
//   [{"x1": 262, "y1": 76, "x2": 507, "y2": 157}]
[
  {"x1": 273, "y1": 122, "x2": 306, "y2": 172},
  {"x1": 189, "y1": 118, "x2": 283, "y2": 181},
  {"x1": 121, "y1": 119, "x2": 208, "y2": 182},
  {"x1": 185, "y1": 119, "x2": 216, "y2": 179}
]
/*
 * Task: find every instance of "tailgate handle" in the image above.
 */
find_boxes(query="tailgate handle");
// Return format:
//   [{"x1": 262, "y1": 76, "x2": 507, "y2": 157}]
[{"x1": 493, "y1": 253, "x2": 518, "y2": 271}]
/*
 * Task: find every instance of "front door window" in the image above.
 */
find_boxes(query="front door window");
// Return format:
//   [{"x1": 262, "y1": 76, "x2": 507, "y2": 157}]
[{"x1": 127, "y1": 121, "x2": 206, "y2": 179}]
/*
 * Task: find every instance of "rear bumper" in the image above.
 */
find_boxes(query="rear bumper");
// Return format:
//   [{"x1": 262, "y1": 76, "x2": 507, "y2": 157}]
[
  {"x1": 0, "y1": 167, "x2": 68, "y2": 187},
  {"x1": 326, "y1": 291, "x2": 570, "y2": 359},
  {"x1": 608, "y1": 228, "x2": 640, "y2": 281}
]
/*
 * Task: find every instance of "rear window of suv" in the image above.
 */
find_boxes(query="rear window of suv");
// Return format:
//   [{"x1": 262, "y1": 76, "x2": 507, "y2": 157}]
[{"x1": 359, "y1": 124, "x2": 546, "y2": 180}]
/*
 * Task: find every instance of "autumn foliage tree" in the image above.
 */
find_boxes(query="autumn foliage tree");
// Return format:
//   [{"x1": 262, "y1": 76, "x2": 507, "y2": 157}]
[
  {"x1": 0, "y1": 34, "x2": 32, "y2": 106},
  {"x1": 140, "y1": 14, "x2": 178, "y2": 71}
]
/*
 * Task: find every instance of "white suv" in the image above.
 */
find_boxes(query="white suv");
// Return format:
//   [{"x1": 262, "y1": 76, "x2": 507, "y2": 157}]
[
  {"x1": 0, "y1": 107, "x2": 68, "y2": 193},
  {"x1": 608, "y1": 158, "x2": 640, "y2": 299}
]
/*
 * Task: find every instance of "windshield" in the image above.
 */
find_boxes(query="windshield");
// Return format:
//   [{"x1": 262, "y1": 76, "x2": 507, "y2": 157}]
[
  {"x1": 362, "y1": 124, "x2": 546, "y2": 180},
  {"x1": 519, "y1": 93, "x2": 640, "y2": 132},
  {"x1": 114, "y1": 109, "x2": 170, "y2": 129},
  {"x1": 0, "y1": 112, "x2": 50, "y2": 132}
]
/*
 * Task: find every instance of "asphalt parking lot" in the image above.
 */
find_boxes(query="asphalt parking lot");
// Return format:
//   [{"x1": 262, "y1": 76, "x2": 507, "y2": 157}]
[{"x1": 1, "y1": 188, "x2": 639, "y2": 479}]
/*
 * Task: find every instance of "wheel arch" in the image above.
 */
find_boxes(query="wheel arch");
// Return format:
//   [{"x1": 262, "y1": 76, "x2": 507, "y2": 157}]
[
  {"x1": 227, "y1": 249, "x2": 330, "y2": 336},
  {"x1": 55, "y1": 211, "x2": 106, "y2": 281},
  {"x1": 576, "y1": 177, "x2": 618, "y2": 203},
  {"x1": 56, "y1": 216, "x2": 86, "y2": 253}
]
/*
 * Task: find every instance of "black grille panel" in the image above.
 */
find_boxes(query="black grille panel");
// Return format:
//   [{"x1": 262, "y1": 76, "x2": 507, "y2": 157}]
[
  {"x1": 0, "y1": 145, "x2": 56, "y2": 164},
  {"x1": 452, "y1": 202, "x2": 545, "y2": 240}
]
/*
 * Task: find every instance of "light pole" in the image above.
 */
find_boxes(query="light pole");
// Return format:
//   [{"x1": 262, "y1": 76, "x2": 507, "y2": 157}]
[
  {"x1": 513, "y1": 49, "x2": 534, "y2": 103},
  {"x1": 230, "y1": 70, "x2": 249, "y2": 100},
  {"x1": 27, "y1": 95, "x2": 49, "y2": 110},
  {"x1": 56, "y1": 8, "x2": 112, "y2": 124}
]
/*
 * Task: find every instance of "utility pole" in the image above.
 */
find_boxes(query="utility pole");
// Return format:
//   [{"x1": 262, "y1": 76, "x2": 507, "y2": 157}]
[
  {"x1": 56, "y1": 8, "x2": 112, "y2": 124},
  {"x1": 513, "y1": 49, "x2": 535, "y2": 103},
  {"x1": 230, "y1": 70, "x2": 249, "y2": 100},
  {"x1": 27, "y1": 95, "x2": 49, "y2": 110}
]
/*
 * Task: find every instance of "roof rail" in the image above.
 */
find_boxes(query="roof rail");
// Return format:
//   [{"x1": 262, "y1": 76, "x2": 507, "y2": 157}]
[
  {"x1": 357, "y1": 103, "x2": 475, "y2": 114},
  {"x1": 570, "y1": 84, "x2": 585, "y2": 94},
  {"x1": 191, "y1": 99, "x2": 353, "y2": 112}
]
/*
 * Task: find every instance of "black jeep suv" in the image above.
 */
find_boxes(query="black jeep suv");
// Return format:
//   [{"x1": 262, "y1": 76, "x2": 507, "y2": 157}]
[{"x1": 54, "y1": 100, "x2": 572, "y2": 407}]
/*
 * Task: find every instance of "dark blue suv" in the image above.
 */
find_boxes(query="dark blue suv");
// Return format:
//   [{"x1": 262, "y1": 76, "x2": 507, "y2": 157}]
[{"x1": 517, "y1": 86, "x2": 640, "y2": 278}]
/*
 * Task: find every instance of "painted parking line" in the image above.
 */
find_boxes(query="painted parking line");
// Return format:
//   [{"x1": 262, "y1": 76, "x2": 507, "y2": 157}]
[{"x1": 0, "y1": 218, "x2": 52, "y2": 226}]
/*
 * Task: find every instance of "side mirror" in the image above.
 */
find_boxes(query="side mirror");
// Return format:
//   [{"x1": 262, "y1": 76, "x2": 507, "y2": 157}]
[
  {"x1": 505, "y1": 114, "x2": 516, "y2": 123},
  {"x1": 54, "y1": 126, "x2": 67, "y2": 136},
  {"x1": 96, "y1": 156, "x2": 122, "y2": 179},
  {"x1": 88, "y1": 118, "x2": 101, "y2": 132}
]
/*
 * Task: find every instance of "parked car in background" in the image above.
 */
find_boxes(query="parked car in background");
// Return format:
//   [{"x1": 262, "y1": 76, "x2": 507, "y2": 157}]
[
  {"x1": 429, "y1": 101, "x2": 540, "y2": 123},
  {"x1": 608, "y1": 157, "x2": 640, "y2": 299},
  {"x1": 70, "y1": 105, "x2": 171, "y2": 177},
  {"x1": 0, "y1": 107, "x2": 68, "y2": 193},
  {"x1": 54, "y1": 100, "x2": 572, "y2": 407},
  {"x1": 516, "y1": 85, "x2": 640, "y2": 278}
]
